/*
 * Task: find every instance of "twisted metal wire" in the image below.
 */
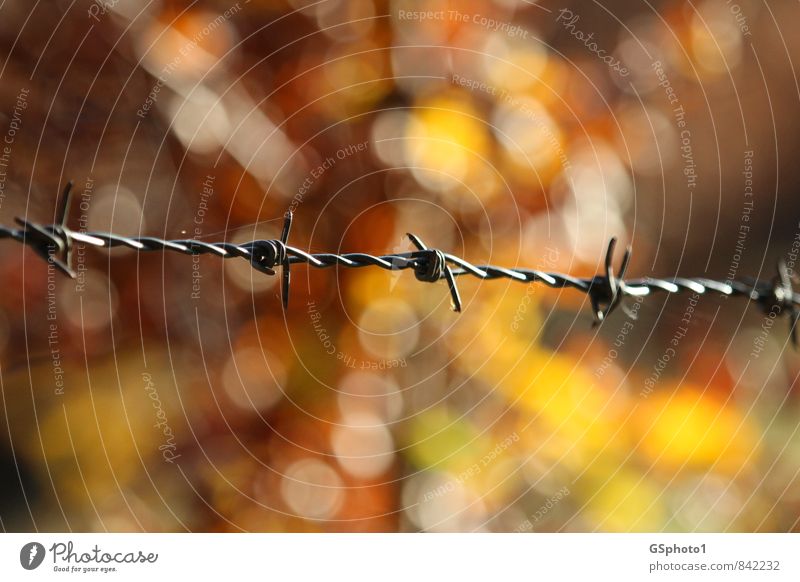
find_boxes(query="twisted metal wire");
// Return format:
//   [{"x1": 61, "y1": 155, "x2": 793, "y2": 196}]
[{"x1": 4, "y1": 183, "x2": 799, "y2": 344}]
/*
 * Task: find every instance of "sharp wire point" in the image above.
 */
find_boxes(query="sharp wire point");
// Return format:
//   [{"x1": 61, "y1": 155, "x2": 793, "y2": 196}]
[
  {"x1": 406, "y1": 233, "x2": 426, "y2": 251},
  {"x1": 280, "y1": 210, "x2": 292, "y2": 308},
  {"x1": 55, "y1": 181, "x2": 75, "y2": 274}
]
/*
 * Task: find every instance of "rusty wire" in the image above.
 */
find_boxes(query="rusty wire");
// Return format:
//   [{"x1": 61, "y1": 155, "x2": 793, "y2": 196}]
[{"x1": 3, "y1": 183, "x2": 799, "y2": 345}]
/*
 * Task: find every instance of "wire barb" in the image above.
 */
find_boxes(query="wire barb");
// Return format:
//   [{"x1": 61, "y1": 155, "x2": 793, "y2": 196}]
[
  {"x1": 587, "y1": 237, "x2": 632, "y2": 326},
  {"x1": 14, "y1": 181, "x2": 76, "y2": 278},
  {"x1": 4, "y1": 182, "x2": 800, "y2": 347},
  {"x1": 753, "y1": 259, "x2": 800, "y2": 346},
  {"x1": 407, "y1": 233, "x2": 462, "y2": 312},
  {"x1": 244, "y1": 211, "x2": 294, "y2": 307}
]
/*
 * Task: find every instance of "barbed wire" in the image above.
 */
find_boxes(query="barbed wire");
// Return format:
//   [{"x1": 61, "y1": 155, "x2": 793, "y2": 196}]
[{"x1": 4, "y1": 183, "x2": 799, "y2": 345}]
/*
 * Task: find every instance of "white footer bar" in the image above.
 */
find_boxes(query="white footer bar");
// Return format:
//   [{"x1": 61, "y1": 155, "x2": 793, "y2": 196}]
[{"x1": 0, "y1": 533, "x2": 796, "y2": 580}]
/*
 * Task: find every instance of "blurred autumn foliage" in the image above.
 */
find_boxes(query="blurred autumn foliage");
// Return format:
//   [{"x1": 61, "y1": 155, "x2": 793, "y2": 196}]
[{"x1": 0, "y1": 0, "x2": 799, "y2": 532}]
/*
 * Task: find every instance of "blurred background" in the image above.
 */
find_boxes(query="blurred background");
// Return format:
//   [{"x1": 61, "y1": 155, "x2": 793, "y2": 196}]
[{"x1": 0, "y1": 0, "x2": 799, "y2": 532}]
